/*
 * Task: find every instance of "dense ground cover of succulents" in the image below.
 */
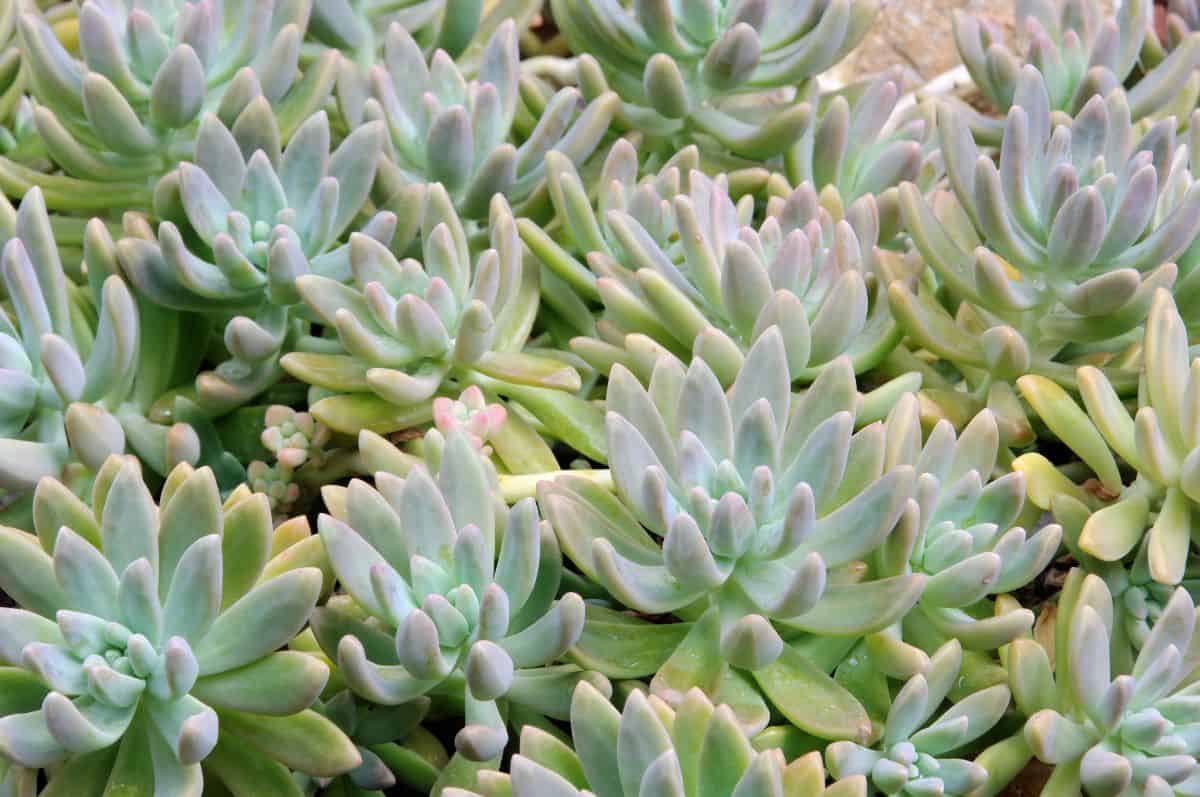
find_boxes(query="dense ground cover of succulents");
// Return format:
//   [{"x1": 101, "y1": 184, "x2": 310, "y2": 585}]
[{"x1": 4, "y1": 0, "x2": 1200, "y2": 793}]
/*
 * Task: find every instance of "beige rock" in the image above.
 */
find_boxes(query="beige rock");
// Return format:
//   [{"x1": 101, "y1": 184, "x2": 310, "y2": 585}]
[
  {"x1": 830, "y1": 0, "x2": 1016, "y2": 91},
  {"x1": 833, "y1": 0, "x2": 1121, "y2": 90}
]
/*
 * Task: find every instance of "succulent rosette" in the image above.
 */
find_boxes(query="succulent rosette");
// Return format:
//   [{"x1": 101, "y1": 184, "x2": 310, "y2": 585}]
[
  {"x1": 826, "y1": 640, "x2": 1012, "y2": 797},
  {"x1": 246, "y1": 405, "x2": 339, "y2": 514},
  {"x1": 310, "y1": 427, "x2": 597, "y2": 771},
  {"x1": 7, "y1": 0, "x2": 337, "y2": 211},
  {"x1": 0, "y1": 456, "x2": 356, "y2": 793},
  {"x1": 1038, "y1": 488, "x2": 1200, "y2": 674},
  {"x1": 367, "y1": 21, "x2": 618, "y2": 223},
  {"x1": 352, "y1": 380, "x2": 586, "y2": 497},
  {"x1": 308, "y1": 0, "x2": 488, "y2": 69},
  {"x1": 950, "y1": 0, "x2": 1200, "y2": 141},
  {"x1": 542, "y1": 330, "x2": 925, "y2": 736},
  {"x1": 432, "y1": 385, "x2": 506, "y2": 452},
  {"x1": 554, "y1": 0, "x2": 877, "y2": 162},
  {"x1": 115, "y1": 106, "x2": 386, "y2": 419},
  {"x1": 0, "y1": 187, "x2": 217, "y2": 501},
  {"x1": 261, "y1": 405, "x2": 331, "y2": 471},
  {"x1": 867, "y1": 395, "x2": 1061, "y2": 660},
  {"x1": 1009, "y1": 570, "x2": 1200, "y2": 797},
  {"x1": 528, "y1": 139, "x2": 905, "y2": 388},
  {"x1": 891, "y1": 67, "x2": 1200, "y2": 443},
  {"x1": 0, "y1": 189, "x2": 133, "y2": 492},
  {"x1": 280, "y1": 187, "x2": 604, "y2": 461},
  {"x1": 784, "y1": 71, "x2": 937, "y2": 210},
  {"x1": 305, "y1": 0, "x2": 542, "y2": 129},
  {"x1": 1017, "y1": 290, "x2": 1200, "y2": 588},
  {"x1": 520, "y1": 139, "x2": 734, "y2": 341},
  {"x1": 290, "y1": 688, "x2": 440, "y2": 795},
  {"x1": 447, "y1": 681, "x2": 870, "y2": 797}
]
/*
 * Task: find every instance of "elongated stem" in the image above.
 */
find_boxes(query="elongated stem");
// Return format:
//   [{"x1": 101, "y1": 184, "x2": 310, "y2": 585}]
[
  {"x1": 968, "y1": 733, "x2": 1035, "y2": 797},
  {"x1": 0, "y1": 157, "x2": 152, "y2": 211},
  {"x1": 518, "y1": 55, "x2": 579, "y2": 83},
  {"x1": 858, "y1": 372, "x2": 923, "y2": 426},
  {"x1": 1036, "y1": 757, "x2": 1082, "y2": 797},
  {"x1": 296, "y1": 450, "x2": 360, "y2": 491},
  {"x1": 466, "y1": 371, "x2": 608, "y2": 462}
]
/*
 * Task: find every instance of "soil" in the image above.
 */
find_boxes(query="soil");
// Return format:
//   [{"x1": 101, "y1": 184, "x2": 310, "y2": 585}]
[{"x1": 1003, "y1": 761, "x2": 1056, "y2": 796}]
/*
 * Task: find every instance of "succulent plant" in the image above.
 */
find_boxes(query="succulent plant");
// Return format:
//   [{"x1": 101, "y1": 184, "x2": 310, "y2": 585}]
[
  {"x1": 291, "y1": 689, "x2": 437, "y2": 795},
  {"x1": 311, "y1": 427, "x2": 595, "y2": 764},
  {"x1": 745, "y1": 398, "x2": 1048, "y2": 744},
  {"x1": 554, "y1": 0, "x2": 877, "y2": 162},
  {"x1": 0, "y1": 187, "x2": 216, "y2": 498},
  {"x1": 528, "y1": 140, "x2": 904, "y2": 387},
  {"x1": 1009, "y1": 569, "x2": 1200, "y2": 797},
  {"x1": 308, "y1": 0, "x2": 483, "y2": 68},
  {"x1": 246, "y1": 405, "x2": 335, "y2": 514},
  {"x1": 261, "y1": 404, "x2": 332, "y2": 470},
  {"x1": 352, "y1": 382, "x2": 561, "y2": 490},
  {"x1": 541, "y1": 330, "x2": 925, "y2": 736},
  {"x1": 0, "y1": 189, "x2": 128, "y2": 491},
  {"x1": 875, "y1": 395, "x2": 1062, "y2": 654},
  {"x1": 305, "y1": 0, "x2": 541, "y2": 129},
  {"x1": 431, "y1": 385, "x2": 507, "y2": 453},
  {"x1": 8, "y1": 0, "x2": 338, "y2": 211},
  {"x1": 0, "y1": 456, "x2": 357, "y2": 793},
  {"x1": 1016, "y1": 289, "x2": 1200, "y2": 588},
  {"x1": 890, "y1": 68, "x2": 1200, "y2": 442},
  {"x1": 783, "y1": 71, "x2": 936, "y2": 209},
  {"x1": 1034, "y1": 488, "x2": 1200, "y2": 674},
  {"x1": 827, "y1": 640, "x2": 1012, "y2": 797},
  {"x1": 950, "y1": 0, "x2": 1200, "y2": 144},
  {"x1": 114, "y1": 108, "x2": 387, "y2": 416},
  {"x1": 280, "y1": 188, "x2": 604, "y2": 461},
  {"x1": 360, "y1": 380, "x2": 610, "y2": 506},
  {"x1": 520, "y1": 139, "x2": 721, "y2": 337},
  {"x1": 945, "y1": 0, "x2": 1171, "y2": 134},
  {"x1": 0, "y1": 0, "x2": 1192, "y2": 793},
  {"x1": 448, "y1": 680, "x2": 869, "y2": 797},
  {"x1": 367, "y1": 21, "x2": 618, "y2": 222},
  {"x1": 245, "y1": 459, "x2": 300, "y2": 515}
]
